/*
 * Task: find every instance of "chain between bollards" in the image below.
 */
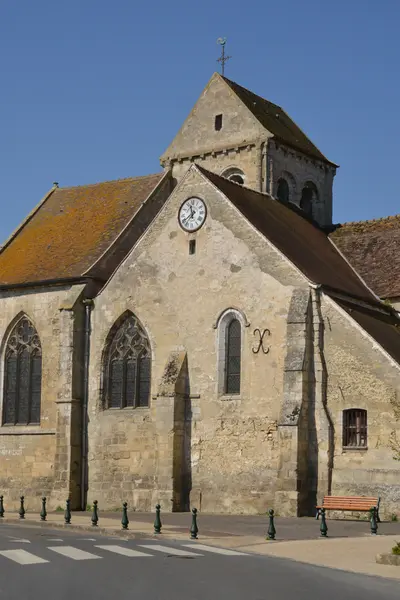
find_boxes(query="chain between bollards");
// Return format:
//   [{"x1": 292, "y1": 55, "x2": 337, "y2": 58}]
[
  {"x1": 370, "y1": 506, "x2": 378, "y2": 535},
  {"x1": 19, "y1": 496, "x2": 25, "y2": 520},
  {"x1": 190, "y1": 507, "x2": 199, "y2": 539},
  {"x1": 0, "y1": 495, "x2": 4, "y2": 518},
  {"x1": 65, "y1": 498, "x2": 71, "y2": 524},
  {"x1": 320, "y1": 507, "x2": 328, "y2": 537},
  {"x1": 154, "y1": 504, "x2": 162, "y2": 534},
  {"x1": 91, "y1": 500, "x2": 99, "y2": 527},
  {"x1": 121, "y1": 502, "x2": 129, "y2": 530},
  {"x1": 40, "y1": 497, "x2": 47, "y2": 521},
  {"x1": 267, "y1": 508, "x2": 276, "y2": 540}
]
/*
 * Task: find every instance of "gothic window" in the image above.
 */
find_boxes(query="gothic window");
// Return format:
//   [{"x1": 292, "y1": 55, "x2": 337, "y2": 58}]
[
  {"x1": 104, "y1": 313, "x2": 151, "y2": 409},
  {"x1": 343, "y1": 409, "x2": 367, "y2": 448},
  {"x1": 277, "y1": 178, "x2": 290, "y2": 203},
  {"x1": 3, "y1": 317, "x2": 42, "y2": 425},
  {"x1": 300, "y1": 182, "x2": 318, "y2": 218},
  {"x1": 222, "y1": 167, "x2": 245, "y2": 186},
  {"x1": 225, "y1": 319, "x2": 241, "y2": 394}
]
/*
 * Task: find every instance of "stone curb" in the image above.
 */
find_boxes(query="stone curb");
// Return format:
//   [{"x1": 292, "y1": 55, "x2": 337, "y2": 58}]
[
  {"x1": 0, "y1": 518, "x2": 162, "y2": 539},
  {"x1": 376, "y1": 553, "x2": 400, "y2": 566}
]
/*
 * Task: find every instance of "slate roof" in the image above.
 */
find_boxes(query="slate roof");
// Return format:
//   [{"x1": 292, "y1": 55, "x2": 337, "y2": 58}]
[
  {"x1": 198, "y1": 166, "x2": 400, "y2": 366},
  {"x1": 199, "y1": 166, "x2": 375, "y2": 302},
  {"x1": 0, "y1": 173, "x2": 165, "y2": 286},
  {"x1": 222, "y1": 76, "x2": 336, "y2": 166},
  {"x1": 330, "y1": 215, "x2": 400, "y2": 299}
]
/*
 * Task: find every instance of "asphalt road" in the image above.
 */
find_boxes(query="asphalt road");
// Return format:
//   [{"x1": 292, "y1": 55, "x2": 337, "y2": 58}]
[{"x1": 0, "y1": 523, "x2": 398, "y2": 599}]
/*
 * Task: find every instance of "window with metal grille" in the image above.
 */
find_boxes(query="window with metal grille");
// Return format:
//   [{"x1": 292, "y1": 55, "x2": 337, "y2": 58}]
[
  {"x1": 343, "y1": 409, "x2": 367, "y2": 448},
  {"x1": 225, "y1": 318, "x2": 241, "y2": 394},
  {"x1": 3, "y1": 317, "x2": 42, "y2": 425},
  {"x1": 105, "y1": 314, "x2": 151, "y2": 409}
]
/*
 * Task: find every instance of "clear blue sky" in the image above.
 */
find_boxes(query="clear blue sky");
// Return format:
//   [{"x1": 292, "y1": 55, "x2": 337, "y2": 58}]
[{"x1": 1, "y1": 0, "x2": 398, "y2": 243}]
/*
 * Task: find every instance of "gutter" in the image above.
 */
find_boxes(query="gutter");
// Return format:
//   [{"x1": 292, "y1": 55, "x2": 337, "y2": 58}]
[
  {"x1": 81, "y1": 298, "x2": 94, "y2": 510},
  {"x1": 0, "y1": 276, "x2": 105, "y2": 292}
]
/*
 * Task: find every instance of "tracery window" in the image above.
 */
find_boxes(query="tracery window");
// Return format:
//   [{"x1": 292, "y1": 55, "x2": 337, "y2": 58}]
[
  {"x1": 104, "y1": 314, "x2": 151, "y2": 409},
  {"x1": 3, "y1": 317, "x2": 42, "y2": 425},
  {"x1": 343, "y1": 409, "x2": 367, "y2": 448}
]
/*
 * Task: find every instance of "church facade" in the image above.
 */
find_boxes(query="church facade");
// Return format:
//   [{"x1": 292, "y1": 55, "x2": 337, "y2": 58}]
[{"x1": 0, "y1": 73, "x2": 399, "y2": 518}]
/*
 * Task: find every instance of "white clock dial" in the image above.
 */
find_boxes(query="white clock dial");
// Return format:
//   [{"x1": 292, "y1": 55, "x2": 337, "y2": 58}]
[{"x1": 178, "y1": 197, "x2": 207, "y2": 232}]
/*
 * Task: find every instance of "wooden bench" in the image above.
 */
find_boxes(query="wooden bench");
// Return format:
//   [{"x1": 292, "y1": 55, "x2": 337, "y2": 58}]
[{"x1": 316, "y1": 496, "x2": 381, "y2": 522}]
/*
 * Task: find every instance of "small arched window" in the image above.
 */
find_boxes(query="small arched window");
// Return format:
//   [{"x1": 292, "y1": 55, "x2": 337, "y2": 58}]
[
  {"x1": 277, "y1": 178, "x2": 290, "y2": 203},
  {"x1": 217, "y1": 309, "x2": 244, "y2": 396},
  {"x1": 225, "y1": 319, "x2": 241, "y2": 394},
  {"x1": 221, "y1": 167, "x2": 245, "y2": 186},
  {"x1": 104, "y1": 313, "x2": 151, "y2": 409},
  {"x1": 300, "y1": 182, "x2": 318, "y2": 218},
  {"x1": 3, "y1": 316, "x2": 42, "y2": 425},
  {"x1": 343, "y1": 409, "x2": 367, "y2": 448}
]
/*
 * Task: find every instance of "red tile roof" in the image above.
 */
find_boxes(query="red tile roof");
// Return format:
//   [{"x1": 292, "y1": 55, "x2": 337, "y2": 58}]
[
  {"x1": 330, "y1": 215, "x2": 400, "y2": 299},
  {"x1": 0, "y1": 173, "x2": 165, "y2": 285}
]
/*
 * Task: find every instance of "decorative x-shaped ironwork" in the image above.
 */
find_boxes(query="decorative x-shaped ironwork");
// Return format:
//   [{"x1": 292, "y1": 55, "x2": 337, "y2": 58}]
[{"x1": 252, "y1": 328, "x2": 271, "y2": 354}]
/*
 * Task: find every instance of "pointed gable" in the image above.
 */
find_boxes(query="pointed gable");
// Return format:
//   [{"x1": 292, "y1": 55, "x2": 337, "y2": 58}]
[{"x1": 0, "y1": 173, "x2": 169, "y2": 286}]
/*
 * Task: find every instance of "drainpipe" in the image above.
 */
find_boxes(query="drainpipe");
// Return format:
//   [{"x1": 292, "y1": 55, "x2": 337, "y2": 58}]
[{"x1": 81, "y1": 298, "x2": 94, "y2": 510}]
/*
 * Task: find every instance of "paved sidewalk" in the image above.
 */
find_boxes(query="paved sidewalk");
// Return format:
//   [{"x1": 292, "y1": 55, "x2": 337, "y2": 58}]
[{"x1": 2, "y1": 511, "x2": 400, "y2": 580}]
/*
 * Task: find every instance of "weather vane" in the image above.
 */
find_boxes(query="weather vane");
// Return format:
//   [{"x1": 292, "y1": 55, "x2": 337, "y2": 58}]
[{"x1": 217, "y1": 37, "x2": 231, "y2": 76}]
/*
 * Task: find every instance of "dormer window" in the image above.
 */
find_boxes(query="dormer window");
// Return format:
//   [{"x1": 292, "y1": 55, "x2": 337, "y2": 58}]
[
  {"x1": 221, "y1": 167, "x2": 245, "y2": 186},
  {"x1": 215, "y1": 114, "x2": 223, "y2": 131}
]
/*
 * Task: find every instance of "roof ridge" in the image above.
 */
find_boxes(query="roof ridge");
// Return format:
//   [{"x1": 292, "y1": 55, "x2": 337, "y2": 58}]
[
  {"x1": 58, "y1": 172, "x2": 163, "y2": 191},
  {"x1": 337, "y1": 214, "x2": 400, "y2": 228}
]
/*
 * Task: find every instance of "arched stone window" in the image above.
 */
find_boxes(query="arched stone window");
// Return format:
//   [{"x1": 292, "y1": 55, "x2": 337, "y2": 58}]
[
  {"x1": 343, "y1": 409, "x2": 367, "y2": 448},
  {"x1": 103, "y1": 313, "x2": 151, "y2": 409},
  {"x1": 277, "y1": 178, "x2": 290, "y2": 203},
  {"x1": 2, "y1": 316, "x2": 42, "y2": 425},
  {"x1": 221, "y1": 167, "x2": 245, "y2": 186},
  {"x1": 300, "y1": 182, "x2": 318, "y2": 218},
  {"x1": 217, "y1": 309, "x2": 245, "y2": 395}
]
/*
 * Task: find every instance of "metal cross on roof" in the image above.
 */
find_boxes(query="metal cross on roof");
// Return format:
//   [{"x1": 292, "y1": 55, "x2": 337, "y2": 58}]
[{"x1": 217, "y1": 37, "x2": 231, "y2": 76}]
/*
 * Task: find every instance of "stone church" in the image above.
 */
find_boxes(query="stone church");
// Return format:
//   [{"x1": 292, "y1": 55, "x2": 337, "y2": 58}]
[{"x1": 0, "y1": 72, "x2": 399, "y2": 518}]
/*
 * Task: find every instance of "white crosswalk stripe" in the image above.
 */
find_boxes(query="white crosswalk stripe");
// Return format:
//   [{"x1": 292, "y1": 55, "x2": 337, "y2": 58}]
[
  {"x1": 95, "y1": 545, "x2": 152, "y2": 557},
  {"x1": 138, "y1": 544, "x2": 202, "y2": 557},
  {"x1": 48, "y1": 546, "x2": 102, "y2": 560},
  {"x1": 0, "y1": 549, "x2": 49, "y2": 565},
  {"x1": 47, "y1": 539, "x2": 64, "y2": 542},
  {"x1": 183, "y1": 544, "x2": 249, "y2": 556}
]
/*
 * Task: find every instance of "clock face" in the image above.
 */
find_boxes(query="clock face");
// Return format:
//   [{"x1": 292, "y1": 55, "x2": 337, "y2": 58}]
[{"x1": 178, "y1": 197, "x2": 207, "y2": 232}]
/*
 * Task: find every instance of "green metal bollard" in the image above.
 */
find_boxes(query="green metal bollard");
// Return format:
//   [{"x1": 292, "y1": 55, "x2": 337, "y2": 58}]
[
  {"x1": 320, "y1": 508, "x2": 328, "y2": 537},
  {"x1": 0, "y1": 495, "x2": 4, "y2": 518},
  {"x1": 40, "y1": 497, "x2": 47, "y2": 522},
  {"x1": 267, "y1": 509, "x2": 276, "y2": 540},
  {"x1": 65, "y1": 498, "x2": 71, "y2": 524},
  {"x1": 190, "y1": 507, "x2": 199, "y2": 539},
  {"x1": 91, "y1": 500, "x2": 99, "y2": 527},
  {"x1": 121, "y1": 502, "x2": 129, "y2": 530},
  {"x1": 370, "y1": 506, "x2": 378, "y2": 535},
  {"x1": 19, "y1": 496, "x2": 25, "y2": 520},
  {"x1": 154, "y1": 504, "x2": 162, "y2": 534}
]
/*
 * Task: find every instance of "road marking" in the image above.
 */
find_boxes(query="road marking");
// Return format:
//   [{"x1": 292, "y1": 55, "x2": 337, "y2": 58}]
[
  {"x1": 47, "y1": 538, "x2": 63, "y2": 542},
  {"x1": 0, "y1": 549, "x2": 48, "y2": 565},
  {"x1": 138, "y1": 544, "x2": 202, "y2": 557},
  {"x1": 8, "y1": 537, "x2": 31, "y2": 544},
  {"x1": 183, "y1": 544, "x2": 249, "y2": 556},
  {"x1": 48, "y1": 546, "x2": 101, "y2": 560},
  {"x1": 81, "y1": 538, "x2": 97, "y2": 541},
  {"x1": 95, "y1": 545, "x2": 152, "y2": 557}
]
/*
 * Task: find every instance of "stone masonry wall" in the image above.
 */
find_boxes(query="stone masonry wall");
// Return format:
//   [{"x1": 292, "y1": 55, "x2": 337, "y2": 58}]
[
  {"x1": 87, "y1": 167, "x2": 308, "y2": 514},
  {"x1": 268, "y1": 141, "x2": 335, "y2": 227},
  {"x1": 321, "y1": 295, "x2": 400, "y2": 519},
  {"x1": 0, "y1": 284, "x2": 84, "y2": 511}
]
